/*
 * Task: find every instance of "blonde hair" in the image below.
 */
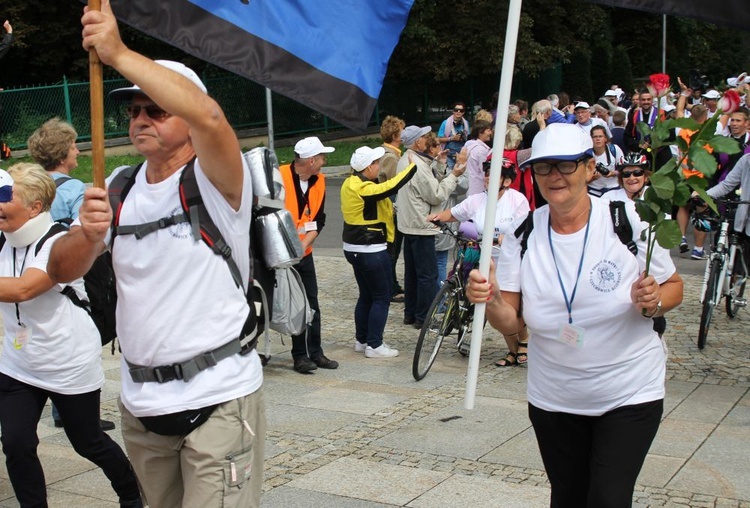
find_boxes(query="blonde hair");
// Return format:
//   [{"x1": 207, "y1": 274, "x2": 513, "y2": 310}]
[
  {"x1": 474, "y1": 109, "x2": 493, "y2": 124},
  {"x1": 505, "y1": 125, "x2": 523, "y2": 149},
  {"x1": 6, "y1": 163, "x2": 56, "y2": 211},
  {"x1": 27, "y1": 118, "x2": 78, "y2": 171}
]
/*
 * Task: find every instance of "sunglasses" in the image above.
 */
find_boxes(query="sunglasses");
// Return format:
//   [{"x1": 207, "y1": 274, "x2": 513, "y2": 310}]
[
  {"x1": 454, "y1": 108, "x2": 465, "y2": 113},
  {"x1": 125, "y1": 104, "x2": 171, "y2": 121},
  {"x1": 0, "y1": 185, "x2": 11, "y2": 203},
  {"x1": 531, "y1": 157, "x2": 586, "y2": 176},
  {"x1": 621, "y1": 169, "x2": 645, "y2": 178}
]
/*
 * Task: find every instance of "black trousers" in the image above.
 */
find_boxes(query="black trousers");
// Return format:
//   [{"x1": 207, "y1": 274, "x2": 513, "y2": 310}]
[
  {"x1": 529, "y1": 399, "x2": 663, "y2": 508},
  {"x1": 291, "y1": 253, "x2": 323, "y2": 360},
  {"x1": 0, "y1": 373, "x2": 140, "y2": 508},
  {"x1": 387, "y1": 213, "x2": 404, "y2": 295}
]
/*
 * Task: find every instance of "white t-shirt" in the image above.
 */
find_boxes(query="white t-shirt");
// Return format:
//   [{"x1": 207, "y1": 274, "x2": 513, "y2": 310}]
[
  {"x1": 450, "y1": 188, "x2": 529, "y2": 239},
  {"x1": 0, "y1": 223, "x2": 104, "y2": 394},
  {"x1": 590, "y1": 145, "x2": 624, "y2": 192},
  {"x1": 497, "y1": 197, "x2": 675, "y2": 416},
  {"x1": 105, "y1": 158, "x2": 262, "y2": 417}
]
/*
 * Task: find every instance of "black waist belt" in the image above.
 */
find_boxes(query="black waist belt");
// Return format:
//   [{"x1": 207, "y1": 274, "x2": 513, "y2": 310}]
[{"x1": 126, "y1": 335, "x2": 256, "y2": 384}]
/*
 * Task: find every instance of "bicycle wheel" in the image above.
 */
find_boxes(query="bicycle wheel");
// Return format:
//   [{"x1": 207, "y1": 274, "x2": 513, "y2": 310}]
[
  {"x1": 456, "y1": 304, "x2": 474, "y2": 357},
  {"x1": 698, "y1": 258, "x2": 722, "y2": 350},
  {"x1": 726, "y1": 250, "x2": 747, "y2": 318},
  {"x1": 413, "y1": 282, "x2": 459, "y2": 381}
]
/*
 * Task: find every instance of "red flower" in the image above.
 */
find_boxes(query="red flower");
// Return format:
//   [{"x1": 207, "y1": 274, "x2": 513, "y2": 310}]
[
  {"x1": 647, "y1": 73, "x2": 671, "y2": 98},
  {"x1": 718, "y1": 89, "x2": 741, "y2": 114}
]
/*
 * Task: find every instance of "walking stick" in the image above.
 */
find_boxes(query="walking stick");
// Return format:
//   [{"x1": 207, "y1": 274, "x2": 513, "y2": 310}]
[{"x1": 88, "y1": 0, "x2": 106, "y2": 189}]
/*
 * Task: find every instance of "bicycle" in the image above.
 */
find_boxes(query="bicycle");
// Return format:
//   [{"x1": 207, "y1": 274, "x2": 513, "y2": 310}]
[
  {"x1": 695, "y1": 198, "x2": 750, "y2": 350},
  {"x1": 412, "y1": 222, "x2": 486, "y2": 381}
]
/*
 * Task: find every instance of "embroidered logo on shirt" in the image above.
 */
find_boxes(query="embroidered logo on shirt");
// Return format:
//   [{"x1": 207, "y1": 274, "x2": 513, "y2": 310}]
[
  {"x1": 167, "y1": 206, "x2": 192, "y2": 239},
  {"x1": 589, "y1": 260, "x2": 621, "y2": 293}
]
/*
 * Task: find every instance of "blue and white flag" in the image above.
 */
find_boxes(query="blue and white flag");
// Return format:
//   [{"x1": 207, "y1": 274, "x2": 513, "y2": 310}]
[{"x1": 109, "y1": 0, "x2": 415, "y2": 130}]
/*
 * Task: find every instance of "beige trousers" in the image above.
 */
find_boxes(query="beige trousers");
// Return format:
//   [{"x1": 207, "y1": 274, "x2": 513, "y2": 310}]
[{"x1": 119, "y1": 387, "x2": 265, "y2": 508}]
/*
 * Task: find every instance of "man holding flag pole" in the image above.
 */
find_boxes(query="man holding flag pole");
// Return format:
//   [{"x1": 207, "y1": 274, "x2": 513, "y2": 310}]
[{"x1": 48, "y1": 1, "x2": 265, "y2": 506}]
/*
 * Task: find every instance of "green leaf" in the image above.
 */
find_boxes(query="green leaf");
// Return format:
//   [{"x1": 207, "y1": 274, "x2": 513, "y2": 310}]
[
  {"x1": 676, "y1": 135, "x2": 689, "y2": 154},
  {"x1": 655, "y1": 219, "x2": 682, "y2": 249},
  {"x1": 651, "y1": 123, "x2": 669, "y2": 147},
  {"x1": 707, "y1": 135, "x2": 741, "y2": 154},
  {"x1": 655, "y1": 156, "x2": 680, "y2": 176},
  {"x1": 693, "y1": 188, "x2": 718, "y2": 215},
  {"x1": 672, "y1": 182, "x2": 693, "y2": 207},
  {"x1": 687, "y1": 145, "x2": 718, "y2": 178},
  {"x1": 649, "y1": 171, "x2": 675, "y2": 199},
  {"x1": 636, "y1": 121, "x2": 652, "y2": 141},
  {"x1": 685, "y1": 175, "x2": 708, "y2": 191},
  {"x1": 634, "y1": 198, "x2": 659, "y2": 223},
  {"x1": 662, "y1": 118, "x2": 700, "y2": 131}
]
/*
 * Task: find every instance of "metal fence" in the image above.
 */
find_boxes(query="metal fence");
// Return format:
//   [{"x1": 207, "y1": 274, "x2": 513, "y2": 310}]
[{"x1": 0, "y1": 67, "x2": 561, "y2": 150}]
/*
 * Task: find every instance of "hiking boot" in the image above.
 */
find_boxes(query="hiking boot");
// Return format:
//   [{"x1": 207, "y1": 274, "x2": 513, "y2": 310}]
[
  {"x1": 354, "y1": 341, "x2": 367, "y2": 353},
  {"x1": 365, "y1": 343, "x2": 399, "y2": 358},
  {"x1": 691, "y1": 248, "x2": 707, "y2": 260},
  {"x1": 679, "y1": 237, "x2": 689, "y2": 253},
  {"x1": 312, "y1": 354, "x2": 339, "y2": 369},
  {"x1": 293, "y1": 357, "x2": 317, "y2": 374},
  {"x1": 100, "y1": 419, "x2": 116, "y2": 431},
  {"x1": 403, "y1": 316, "x2": 415, "y2": 325}
]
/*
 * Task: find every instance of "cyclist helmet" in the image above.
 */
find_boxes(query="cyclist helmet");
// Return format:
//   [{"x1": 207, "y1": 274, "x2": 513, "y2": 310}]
[
  {"x1": 691, "y1": 207, "x2": 720, "y2": 232},
  {"x1": 616, "y1": 152, "x2": 650, "y2": 172},
  {"x1": 483, "y1": 154, "x2": 517, "y2": 182}
]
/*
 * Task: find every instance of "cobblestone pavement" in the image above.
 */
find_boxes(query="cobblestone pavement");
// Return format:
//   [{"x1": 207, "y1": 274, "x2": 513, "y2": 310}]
[{"x1": 260, "y1": 256, "x2": 750, "y2": 508}]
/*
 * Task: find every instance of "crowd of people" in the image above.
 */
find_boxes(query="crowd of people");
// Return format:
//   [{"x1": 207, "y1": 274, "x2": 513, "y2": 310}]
[{"x1": 0, "y1": 4, "x2": 748, "y2": 507}]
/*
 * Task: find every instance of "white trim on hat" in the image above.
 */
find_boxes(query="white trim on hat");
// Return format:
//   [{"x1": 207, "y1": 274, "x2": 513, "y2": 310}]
[{"x1": 109, "y1": 60, "x2": 207, "y2": 103}]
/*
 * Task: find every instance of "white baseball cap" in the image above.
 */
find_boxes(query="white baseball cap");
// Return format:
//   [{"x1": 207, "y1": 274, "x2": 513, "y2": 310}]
[
  {"x1": 702, "y1": 90, "x2": 721, "y2": 100},
  {"x1": 574, "y1": 101, "x2": 591, "y2": 110},
  {"x1": 350, "y1": 146, "x2": 386, "y2": 172},
  {"x1": 109, "y1": 60, "x2": 207, "y2": 102},
  {"x1": 603, "y1": 90, "x2": 619, "y2": 97},
  {"x1": 294, "y1": 137, "x2": 335, "y2": 158},
  {"x1": 522, "y1": 123, "x2": 594, "y2": 168}
]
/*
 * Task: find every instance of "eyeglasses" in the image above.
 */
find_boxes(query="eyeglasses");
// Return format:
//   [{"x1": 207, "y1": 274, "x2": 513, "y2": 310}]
[
  {"x1": 125, "y1": 104, "x2": 171, "y2": 121},
  {"x1": 454, "y1": 108, "x2": 465, "y2": 113},
  {"x1": 531, "y1": 158, "x2": 587, "y2": 176},
  {"x1": 621, "y1": 169, "x2": 645, "y2": 178}
]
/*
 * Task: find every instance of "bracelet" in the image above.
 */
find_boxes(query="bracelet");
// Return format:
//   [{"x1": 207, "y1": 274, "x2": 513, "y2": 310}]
[{"x1": 644, "y1": 300, "x2": 662, "y2": 318}]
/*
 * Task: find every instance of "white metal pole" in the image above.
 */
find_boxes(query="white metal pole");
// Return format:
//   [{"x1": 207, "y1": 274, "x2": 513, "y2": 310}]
[
  {"x1": 662, "y1": 15, "x2": 666, "y2": 74},
  {"x1": 465, "y1": 0, "x2": 524, "y2": 410},
  {"x1": 266, "y1": 87, "x2": 275, "y2": 152}
]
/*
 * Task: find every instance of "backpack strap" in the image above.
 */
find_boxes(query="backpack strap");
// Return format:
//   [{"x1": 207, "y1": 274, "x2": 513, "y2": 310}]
[
  {"x1": 178, "y1": 160, "x2": 244, "y2": 289},
  {"x1": 54, "y1": 176, "x2": 73, "y2": 188},
  {"x1": 609, "y1": 200, "x2": 638, "y2": 256},
  {"x1": 109, "y1": 163, "x2": 144, "y2": 245},
  {"x1": 513, "y1": 210, "x2": 535, "y2": 259},
  {"x1": 33, "y1": 223, "x2": 69, "y2": 257}
]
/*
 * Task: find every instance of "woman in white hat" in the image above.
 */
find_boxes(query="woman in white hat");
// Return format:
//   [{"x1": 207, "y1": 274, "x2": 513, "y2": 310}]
[
  {"x1": 0, "y1": 164, "x2": 141, "y2": 507},
  {"x1": 341, "y1": 147, "x2": 417, "y2": 358},
  {"x1": 465, "y1": 123, "x2": 683, "y2": 507}
]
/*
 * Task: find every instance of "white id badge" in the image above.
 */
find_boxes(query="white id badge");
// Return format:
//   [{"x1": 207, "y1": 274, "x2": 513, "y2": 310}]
[
  {"x1": 13, "y1": 326, "x2": 31, "y2": 350},
  {"x1": 557, "y1": 323, "x2": 584, "y2": 348},
  {"x1": 304, "y1": 221, "x2": 318, "y2": 232}
]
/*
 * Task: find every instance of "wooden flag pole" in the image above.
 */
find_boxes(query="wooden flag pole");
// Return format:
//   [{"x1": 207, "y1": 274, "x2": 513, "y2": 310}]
[{"x1": 88, "y1": 0, "x2": 106, "y2": 189}]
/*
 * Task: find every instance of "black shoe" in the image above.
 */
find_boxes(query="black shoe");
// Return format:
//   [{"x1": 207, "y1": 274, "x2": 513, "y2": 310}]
[
  {"x1": 312, "y1": 354, "x2": 339, "y2": 369},
  {"x1": 293, "y1": 357, "x2": 318, "y2": 374},
  {"x1": 53, "y1": 419, "x2": 64, "y2": 428},
  {"x1": 403, "y1": 316, "x2": 415, "y2": 325},
  {"x1": 120, "y1": 498, "x2": 144, "y2": 508},
  {"x1": 100, "y1": 419, "x2": 116, "y2": 431},
  {"x1": 413, "y1": 320, "x2": 424, "y2": 329},
  {"x1": 391, "y1": 293, "x2": 405, "y2": 303}
]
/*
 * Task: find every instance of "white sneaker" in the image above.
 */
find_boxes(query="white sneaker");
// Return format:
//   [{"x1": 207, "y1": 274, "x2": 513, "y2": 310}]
[
  {"x1": 365, "y1": 343, "x2": 399, "y2": 358},
  {"x1": 354, "y1": 341, "x2": 367, "y2": 353}
]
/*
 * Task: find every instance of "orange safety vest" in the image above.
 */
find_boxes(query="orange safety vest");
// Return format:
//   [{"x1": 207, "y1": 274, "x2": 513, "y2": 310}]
[
  {"x1": 280, "y1": 163, "x2": 326, "y2": 256},
  {"x1": 679, "y1": 129, "x2": 712, "y2": 179}
]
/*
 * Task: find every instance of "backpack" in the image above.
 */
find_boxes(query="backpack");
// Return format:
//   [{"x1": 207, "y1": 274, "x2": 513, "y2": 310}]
[
  {"x1": 270, "y1": 267, "x2": 313, "y2": 336},
  {"x1": 0, "y1": 221, "x2": 118, "y2": 349},
  {"x1": 108, "y1": 158, "x2": 265, "y2": 369},
  {"x1": 513, "y1": 200, "x2": 666, "y2": 336}
]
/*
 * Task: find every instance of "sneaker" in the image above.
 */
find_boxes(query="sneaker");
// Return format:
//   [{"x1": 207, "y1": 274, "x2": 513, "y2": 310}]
[
  {"x1": 690, "y1": 248, "x2": 707, "y2": 260},
  {"x1": 365, "y1": 343, "x2": 400, "y2": 358},
  {"x1": 354, "y1": 341, "x2": 367, "y2": 353},
  {"x1": 679, "y1": 237, "x2": 689, "y2": 253}
]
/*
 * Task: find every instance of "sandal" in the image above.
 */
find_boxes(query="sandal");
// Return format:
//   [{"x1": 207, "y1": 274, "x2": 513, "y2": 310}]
[
  {"x1": 517, "y1": 341, "x2": 528, "y2": 365},
  {"x1": 494, "y1": 351, "x2": 518, "y2": 367}
]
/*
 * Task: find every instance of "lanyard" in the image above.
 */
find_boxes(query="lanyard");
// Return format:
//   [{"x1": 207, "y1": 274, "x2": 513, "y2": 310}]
[
  {"x1": 548, "y1": 203, "x2": 592, "y2": 324},
  {"x1": 12, "y1": 246, "x2": 30, "y2": 327}
]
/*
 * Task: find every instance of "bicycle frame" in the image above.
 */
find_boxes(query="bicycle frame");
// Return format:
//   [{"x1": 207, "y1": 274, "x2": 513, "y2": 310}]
[{"x1": 700, "y1": 221, "x2": 730, "y2": 306}]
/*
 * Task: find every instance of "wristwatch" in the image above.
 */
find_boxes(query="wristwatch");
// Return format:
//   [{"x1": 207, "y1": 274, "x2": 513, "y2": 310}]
[{"x1": 645, "y1": 300, "x2": 662, "y2": 318}]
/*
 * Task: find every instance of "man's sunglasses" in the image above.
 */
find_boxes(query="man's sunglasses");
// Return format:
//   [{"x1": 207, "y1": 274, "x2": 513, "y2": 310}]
[
  {"x1": 454, "y1": 108, "x2": 465, "y2": 113},
  {"x1": 531, "y1": 157, "x2": 587, "y2": 176},
  {"x1": 125, "y1": 104, "x2": 171, "y2": 121},
  {"x1": 621, "y1": 169, "x2": 645, "y2": 178}
]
